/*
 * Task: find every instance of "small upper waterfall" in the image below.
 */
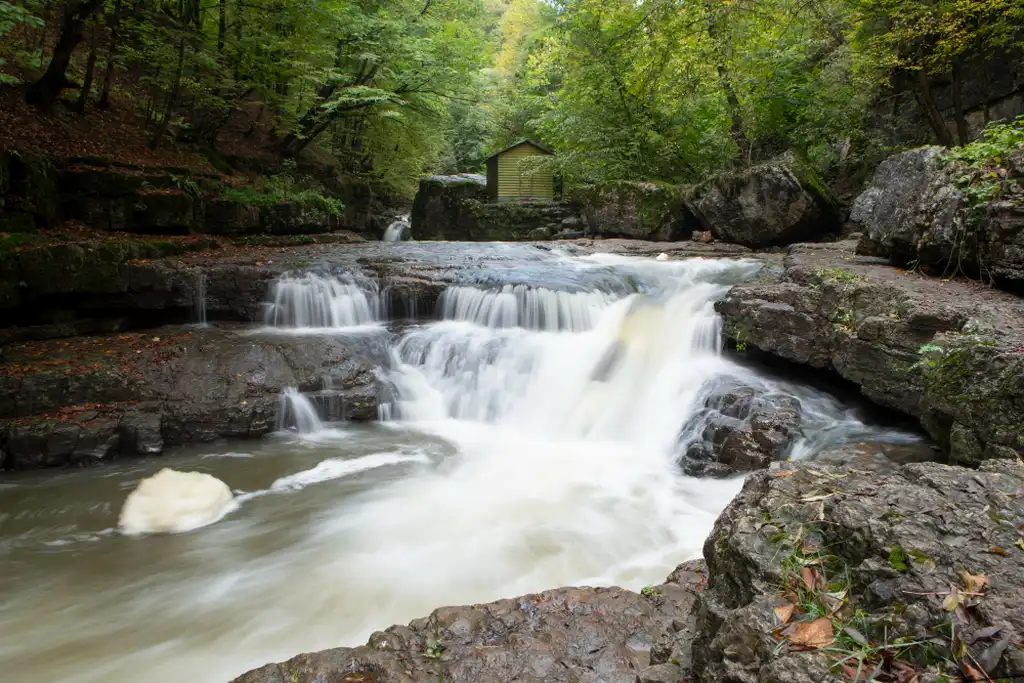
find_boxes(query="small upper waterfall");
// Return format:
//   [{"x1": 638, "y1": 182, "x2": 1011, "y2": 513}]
[
  {"x1": 263, "y1": 274, "x2": 383, "y2": 328},
  {"x1": 193, "y1": 269, "x2": 208, "y2": 326},
  {"x1": 437, "y1": 285, "x2": 618, "y2": 332},
  {"x1": 276, "y1": 388, "x2": 323, "y2": 433},
  {"x1": 382, "y1": 215, "x2": 411, "y2": 242}
]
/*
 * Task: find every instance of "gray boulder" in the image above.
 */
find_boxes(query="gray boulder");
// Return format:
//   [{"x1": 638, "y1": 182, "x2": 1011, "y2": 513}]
[
  {"x1": 852, "y1": 146, "x2": 1024, "y2": 288},
  {"x1": 693, "y1": 152, "x2": 841, "y2": 248},
  {"x1": 694, "y1": 458, "x2": 1024, "y2": 683}
]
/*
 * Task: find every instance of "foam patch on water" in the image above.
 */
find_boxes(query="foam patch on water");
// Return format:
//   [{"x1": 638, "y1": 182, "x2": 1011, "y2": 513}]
[
  {"x1": 118, "y1": 469, "x2": 238, "y2": 535},
  {"x1": 269, "y1": 452, "x2": 429, "y2": 492}
]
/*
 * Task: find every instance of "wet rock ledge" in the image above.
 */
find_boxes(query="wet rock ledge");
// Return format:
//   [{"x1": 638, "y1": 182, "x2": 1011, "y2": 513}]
[
  {"x1": 717, "y1": 239, "x2": 1024, "y2": 466},
  {"x1": 0, "y1": 326, "x2": 380, "y2": 469},
  {"x1": 232, "y1": 455, "x2": 1024, "y2": 683}
]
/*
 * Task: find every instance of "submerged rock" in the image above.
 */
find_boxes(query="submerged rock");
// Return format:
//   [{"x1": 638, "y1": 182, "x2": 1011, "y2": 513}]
[
  {"x1": 694, "y1": 459, "x2": 1024, "y2": 682},
  {"x1": 231, "y1": 560, "x2": 709, "y2": 683},
  {"x1": 118, "y1": 467, "x2": 236, "y2": 534},
  {"x1": 681, "y1": 384, "x2": 803, "y2": 477}
]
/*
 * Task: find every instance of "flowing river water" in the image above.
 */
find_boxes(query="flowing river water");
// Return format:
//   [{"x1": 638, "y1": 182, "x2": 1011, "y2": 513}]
[{"x1": 0, "y1": 248, "x2": 922, "y2": 683}]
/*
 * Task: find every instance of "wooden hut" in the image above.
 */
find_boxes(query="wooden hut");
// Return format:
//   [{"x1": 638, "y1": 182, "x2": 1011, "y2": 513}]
[{"x1": 485, "y1": 140, "x2": 555, "y2": 202}]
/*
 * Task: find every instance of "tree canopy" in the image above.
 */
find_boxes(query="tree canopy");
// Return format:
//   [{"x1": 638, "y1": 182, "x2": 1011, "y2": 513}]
[{"x1": 1, "y1": 0, "x2": 1021, "y2": 193}]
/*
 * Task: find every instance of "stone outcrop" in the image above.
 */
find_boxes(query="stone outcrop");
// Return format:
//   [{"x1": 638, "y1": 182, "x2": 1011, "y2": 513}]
[
  {"x1": 680, "y1": 383, "x2": 803, "y2": 477},
  {"x1": 232, "y1": 560, "x2": 708, "y2": 683},
  {"x1": 0, "y1": 326, "x2": 381, "y2": 469},
  {"x1": 695, "y1": 457, "x2": 1024, "y2": 683},
  {"x1": 851, "y1": 146, "x2": 1024, "y2": 289},
  {"x1": 692, "y1": 152, "x2": 842, "y2": 248},
  {"x1": 571, "y1": 181, "x2": 692, "y2": 241},
  {"x1": 716, "y1": 239, "x2": 1024, "y2": 464}
]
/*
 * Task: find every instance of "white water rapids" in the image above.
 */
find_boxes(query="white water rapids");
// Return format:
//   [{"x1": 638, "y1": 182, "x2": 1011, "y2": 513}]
[{"x1": 0, "y1": 250, "x2": 921, "y2": 683}]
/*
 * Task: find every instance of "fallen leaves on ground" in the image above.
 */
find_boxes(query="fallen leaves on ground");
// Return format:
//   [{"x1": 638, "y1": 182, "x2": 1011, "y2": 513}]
[
  {"x1": 774, "y1": 603, "x2": 795, "y2": 625},
  {"x1": 961, "y1": 570, "x2": 988, "y2": 594},
  {"x1": 783, "y1": 617, "x2": 834, "y2": 648}
]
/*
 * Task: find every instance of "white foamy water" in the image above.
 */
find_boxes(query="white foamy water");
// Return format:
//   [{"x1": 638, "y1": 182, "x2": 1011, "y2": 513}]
[
  {"x1": 270, "y1": 451, "x2": 429, "y2": 492},
  {"x1": 275, "y1": 388, "x2": 323, "y2": 433},
  {"x1": 0, "y1": 251, "x2": 922, "y2": 683},
  {"x1": 437, "y1": 284, "x2": 618, "y2": 331},
  {"x1": 382, "y1": 214, "x2": 410, "y2": 242},
  {"x1": 262, "y1": 274, "x2": 383, "y2": 328}
]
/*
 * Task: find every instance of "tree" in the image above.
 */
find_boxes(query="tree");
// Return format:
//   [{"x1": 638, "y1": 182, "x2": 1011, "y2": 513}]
[{"x1": 26, "y1": 0, "x2": 106, "y2": 109}]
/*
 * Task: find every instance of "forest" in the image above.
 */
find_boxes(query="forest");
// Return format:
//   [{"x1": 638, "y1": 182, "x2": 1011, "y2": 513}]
[{"x1": 1, "y1": 0, "x2": 1023, "y2": 196}]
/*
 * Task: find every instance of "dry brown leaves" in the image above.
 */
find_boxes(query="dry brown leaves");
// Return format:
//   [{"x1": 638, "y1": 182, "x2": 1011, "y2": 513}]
[{"x1": 783, "y1": 617, "x2": 835, "y2": 648}]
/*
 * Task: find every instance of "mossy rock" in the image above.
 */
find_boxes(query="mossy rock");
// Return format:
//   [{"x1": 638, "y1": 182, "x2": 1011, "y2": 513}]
[
  {"x1": 571, "y1": 181, "x2": 691, "y2": 240},
  {"x1": 4, "y1": 153, "x2": 59, "y2": 227}
]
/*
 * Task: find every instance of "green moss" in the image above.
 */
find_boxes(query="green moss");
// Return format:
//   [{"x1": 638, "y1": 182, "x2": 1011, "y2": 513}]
[
  {"x1": 888, "y1": 545, "x2": 909, "y2": 572},
  {"x1": 815, "y1": 267, "x2": 861, "y2": 284}
]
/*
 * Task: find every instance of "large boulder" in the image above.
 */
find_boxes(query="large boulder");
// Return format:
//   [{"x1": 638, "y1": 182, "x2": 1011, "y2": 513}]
[
  {"x1": 851, "y1": 146, "x2": 1024, "y2": 288},
  {"x1": 410, "y1": 174, "x2": 489, "y2": 240},
  {"x1": 716, "y1": 239, "x2": 1024, "y2": 465},
  {"x1": 693, "y1": 152, "x2": 841, "y2": 247},
  {"x1": 694, "y1": 458, "x2": 1024, "y2": 683},
  {"x1": 231, "y1": 560, "x2": 709, "y2": 683},
  {"x1": 572, "y1": 181, "x2": 692, "y2": 241}
]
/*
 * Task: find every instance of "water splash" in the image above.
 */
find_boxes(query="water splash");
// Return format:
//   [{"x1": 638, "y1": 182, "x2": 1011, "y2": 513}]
[
  {"x1": 263, "y1": 274, "x2": 383, "y2": 328},
  {"x1": 382, "y1": 215, "x2": 411, "y2": 242}
]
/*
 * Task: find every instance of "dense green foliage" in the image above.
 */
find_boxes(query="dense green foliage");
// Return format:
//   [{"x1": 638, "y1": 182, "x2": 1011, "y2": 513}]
[{"x1": 2, "y1": 0, "x2": 1022, "y2": 192}]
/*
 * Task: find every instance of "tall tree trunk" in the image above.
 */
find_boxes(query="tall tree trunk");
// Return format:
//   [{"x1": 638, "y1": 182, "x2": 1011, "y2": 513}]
[
  {"x1": 150, "y1": 39, "x2": 186, "y2": 149},
  {"x1": 911, "y1": 69, "x2": 954, "y2": 147},
  {"x1": 217, "y1": 0, "x2": 227, "y2": 52},
  {"x1": 717, "y1": 63, "x2": 750, "y2": 161},
  {"x1": 26, "y1": 0, "x2": 108, "y2": 109},
  {"x1": 233, "y1": 0, "x2": 243, "y2": 80},
  {"x1": 951, "y1": 61, "x2": 969, "y2": 146},
  {"x1": 75, "y1": 23, "x2": 100, "y2": 113},
  {"x1": 707, "y1": 9, "x2": 750, "y2": 162},
  {"x1": 97, "y1": 0, "x2": 122, "y2": 109}
]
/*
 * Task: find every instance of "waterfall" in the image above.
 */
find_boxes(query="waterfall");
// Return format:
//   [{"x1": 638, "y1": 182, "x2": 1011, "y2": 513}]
[
  {"x1": 437, "y1": 285, "x2": 618, "y2": 332},
  {"x1": 193, "y1": 269, "x2": 208, "y2": 326},
  {"x1": 276, "y1": 388, "x2": 323, "y2": 434},
  {"x1": 263, "y1": 274, "x2": 383, "y2": 328},
  {"x1": 382, "y1": 215, "x2": 411, "y2": 242}
]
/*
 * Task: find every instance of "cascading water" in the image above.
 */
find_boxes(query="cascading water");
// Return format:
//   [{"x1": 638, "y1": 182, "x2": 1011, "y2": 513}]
[
  {"x1": 193, "y1": 269, "x2": 208, "y2": 326},
  {"x1": 0, "y1": 249, "x2": 924, "y2": 683},
  {"x1": 437, "y1": 284, "x2": 618, "y2": 331},
  {"x1": 262, "y1": 273, "x2": 383, "y2": 328},
  {"x1": 276, "y1": 388, "x2": 323, "y2": 433},
  {"x1": 382, "y1": 215, "x2": 411, "y2": 242}
]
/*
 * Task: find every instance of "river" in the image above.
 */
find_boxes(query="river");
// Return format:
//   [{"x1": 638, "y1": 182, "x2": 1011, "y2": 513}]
[{"x1": 0, "y1": 248, "x2": 921, "y2": 682}]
